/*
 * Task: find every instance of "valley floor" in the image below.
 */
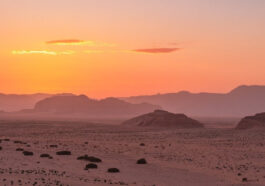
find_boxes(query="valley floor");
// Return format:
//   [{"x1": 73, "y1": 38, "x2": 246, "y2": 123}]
[{"x1": 0, "y1": 121, "x2": 264, "y2": 186}]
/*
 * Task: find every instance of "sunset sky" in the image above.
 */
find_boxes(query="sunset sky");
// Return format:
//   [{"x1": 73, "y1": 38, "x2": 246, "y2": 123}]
[{"x1": 1, "y1": 0, "x2": 265, "y2": 98}]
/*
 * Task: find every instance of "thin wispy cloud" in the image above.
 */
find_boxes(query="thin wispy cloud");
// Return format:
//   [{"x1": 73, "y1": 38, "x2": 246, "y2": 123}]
[
  {"x1": 12, "y1": 50, "x2": 75, "y2": 55},
  {"x1": 131, "y1": 48, "x2": 180, "y2": 54},
  {"x1": 46, "y1": 39, "x2": 115, "y2": 47}
]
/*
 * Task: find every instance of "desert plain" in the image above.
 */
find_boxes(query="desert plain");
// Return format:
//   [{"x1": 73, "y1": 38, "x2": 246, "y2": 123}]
[{"x1": 0, "y1": 119, "x2": 264, "y2": 186}]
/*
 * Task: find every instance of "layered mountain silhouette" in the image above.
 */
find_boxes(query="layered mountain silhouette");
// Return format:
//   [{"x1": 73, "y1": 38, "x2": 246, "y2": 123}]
[
  {"x1": 236, "y1": 112, "x2": 265, "y2": 129},
  {"x1": 1, "y1": 85, "x2": 265, "y2": 117},
  {"x1": 121, "y1": 85, "x2": 265, "y2": 117},
  {"x1": 122, "y1": 110, "x2": 204, "y2": 128},
  {"x1": 0, "y1": 93, "x2": 51, "y2": 112},
  {"x1": 29, "y1": 95, "x2": 161, "y2": 117},
  {"x1": 0, "y1": 93, "x2": 73, "y2": 112}
]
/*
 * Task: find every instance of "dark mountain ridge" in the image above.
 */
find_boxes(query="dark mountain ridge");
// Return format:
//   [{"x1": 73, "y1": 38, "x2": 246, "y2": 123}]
[{"x1": 32, "y1": 95, "x2": 161, "y2": 117}]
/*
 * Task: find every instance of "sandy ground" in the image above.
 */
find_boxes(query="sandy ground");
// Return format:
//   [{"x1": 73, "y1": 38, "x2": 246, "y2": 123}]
[{"x1": 0, "y1": 121, "x2": 264, "y2": 186}]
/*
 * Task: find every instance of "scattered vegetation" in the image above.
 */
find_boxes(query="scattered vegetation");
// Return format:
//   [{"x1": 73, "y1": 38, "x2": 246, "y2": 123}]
[
  {"x1": 137, "y1": 158, "x2": 147, "y2": 164},
  {"x1": 77, "y1": 155, "x2": 102, "y2": 162},
  {"x1": 107, "y1": 168, "x2": 120, "y2": 173},
  {"x1": 56, "y1": 151, "x2": 71, "y2": 155}
]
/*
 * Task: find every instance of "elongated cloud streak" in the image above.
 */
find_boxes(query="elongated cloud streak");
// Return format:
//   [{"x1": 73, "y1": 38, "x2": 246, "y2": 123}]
[
  {"x1": 46, "y1": 39, "x2": 115, "y2": 47},
  {"x1": 12, "y1": 50, "x2": 75, "y2": 55},
  {"x1": 132, "y1": 48, "x2": 180, "y2": 54}
]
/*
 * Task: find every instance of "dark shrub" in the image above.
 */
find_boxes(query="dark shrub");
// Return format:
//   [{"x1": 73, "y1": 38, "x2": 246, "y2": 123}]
[
  {"x1": 23, "y1": 151, "x2": 34, "y2": 156},
  {"x1": 242, "y1": 178, "x2": 248, "y2": 182},
  {"x1": 77, "y1": 155, "x2": 102, "y2": 162},
  {"x1": 14, "y1": 141, "x2": 22, "y2": 144},
  {"x1": 56, "y1": 151, "x2": 71, "y2": 155},
  {"x1": 16, "y1": 148, "x2": 24, "y2": 151},
  {"x1": 108, "y1": 168, "x2": 120, "y2": 173},
  {"x1": 40, "y1": 154, "x2": 50, "y2": 158},
  {"x1": 85, "y1": 163, "x2": 98, "y2": 170},
  {"x1": 50, "y1": 145, "x2": 58, "y2": 148},
  {"x1": 137, "y1": 158, "x2": 147, "y2": 164}
]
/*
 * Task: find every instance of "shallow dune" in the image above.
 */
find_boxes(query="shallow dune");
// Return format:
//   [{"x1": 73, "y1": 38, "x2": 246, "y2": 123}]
[{"x1": 0, "y1": 121, "x2": 264, "y2": 186}]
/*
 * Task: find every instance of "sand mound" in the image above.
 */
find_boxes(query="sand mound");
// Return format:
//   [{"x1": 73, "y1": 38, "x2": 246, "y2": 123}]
[
  {"x1": 236, "y1": 112, "x2": 265, "y2": 129},
  {"x1": 122, "y1": 110, "x2": 204, "y2": 128}
]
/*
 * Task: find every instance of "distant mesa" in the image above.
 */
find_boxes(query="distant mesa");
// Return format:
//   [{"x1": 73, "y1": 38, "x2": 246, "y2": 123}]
[
  {"x1": 32, "y1": 95, "x2": 161, "y2": 117},
  {"x1": 122, "y1": 110, "x2": 204, "y2": 128},
  {"x1": 0, "y1": 93, "x2": 74, "y2": 112},
  {"x1": 236, "y1": 112, "x2": 265, "y2": 129}
]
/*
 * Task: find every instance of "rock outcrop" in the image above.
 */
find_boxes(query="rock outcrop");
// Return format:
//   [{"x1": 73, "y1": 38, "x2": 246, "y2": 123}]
[
  {"x1": 122, "y1": 110, "x2": 204, "y2": 128},
  {"x1": 236, "y1": 113, "x2": 265, "y2": 129}
]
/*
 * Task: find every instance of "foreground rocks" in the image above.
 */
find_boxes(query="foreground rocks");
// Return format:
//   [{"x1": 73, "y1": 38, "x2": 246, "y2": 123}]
[
  {"x1": 0, "y1": 121, "x2": 264, "y2": 185},
  {"x1": 236, "y1": 112, "x2": 265, "y2": 129}
]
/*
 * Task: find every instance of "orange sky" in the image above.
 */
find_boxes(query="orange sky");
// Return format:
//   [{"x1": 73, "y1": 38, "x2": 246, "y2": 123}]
[{"x1": 0, "y1": 0, "x2": 265, "y2": 98}]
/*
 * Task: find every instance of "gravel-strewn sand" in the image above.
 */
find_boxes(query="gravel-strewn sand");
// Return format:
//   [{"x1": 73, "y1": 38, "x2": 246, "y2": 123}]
[{"x1": 0, "y1": 121, "x2": 264, "y2": 186}]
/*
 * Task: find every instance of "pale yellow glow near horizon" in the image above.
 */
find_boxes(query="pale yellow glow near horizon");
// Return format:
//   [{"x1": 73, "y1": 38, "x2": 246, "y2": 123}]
[
  {"x1": 46, "y1": 40, "x2": 115, "y2": 47},
  {"x1": 12, "y1": 50, "x2": 57, "y2": 55},
  {"x1": 12, "y1": 50, "x2": 75, "y2": 55}
]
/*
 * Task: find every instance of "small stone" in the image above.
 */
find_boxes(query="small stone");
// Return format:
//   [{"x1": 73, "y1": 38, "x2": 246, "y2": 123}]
[
  {"x1": 40, "y1": 154, "x2": 50, "y2": 158},
  {"x1": 23, "y1": 151, "x2": 34, "y2": 156},
  {"x1": 56, "y1": 151, "x2": 71, "y2": 155},
  {"x1": 242, "y1": 178, "x2": 248, "y2": 182},
  {"x1": 137, "y1": 158, "x2": 147, "y2": 164},
  {"x1": 107, "y1": 168, "x2": 120, "y2": 173},
  {"x1": 77, "y1": 155, "x2": 102, "y2": 162},
  {"x1": 85, "y1": 163, "x2": 98, "y2": 170}
]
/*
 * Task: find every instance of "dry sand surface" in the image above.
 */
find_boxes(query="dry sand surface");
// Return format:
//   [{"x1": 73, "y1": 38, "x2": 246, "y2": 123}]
[{"x1": 0, "y1": 121, "x2": 264, "y2": 186}]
